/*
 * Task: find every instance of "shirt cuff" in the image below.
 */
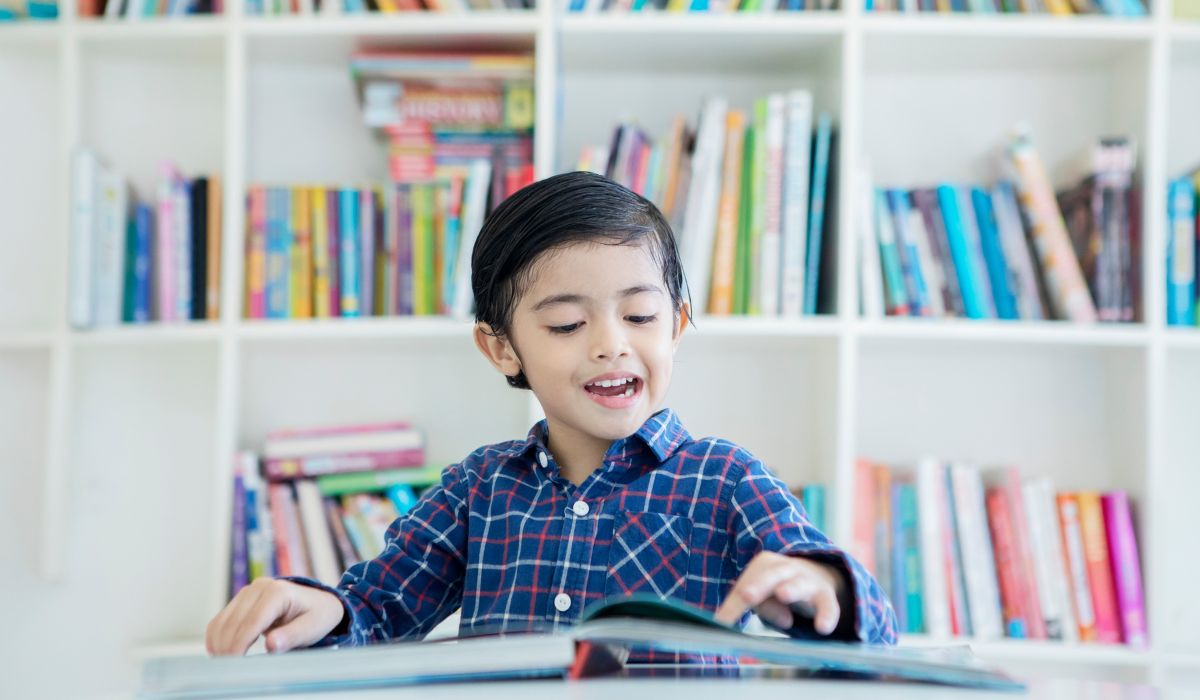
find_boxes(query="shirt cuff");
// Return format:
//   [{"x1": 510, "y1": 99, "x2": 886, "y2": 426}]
[
  {"x1": 784, "y1": 548, "x2": 892, "y2": 644},
  {"x1": 279, "y1": 576, "x2": 359, "y2": 648}
]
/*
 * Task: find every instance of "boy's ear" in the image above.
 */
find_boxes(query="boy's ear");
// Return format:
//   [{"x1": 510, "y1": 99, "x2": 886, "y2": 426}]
[
  {"x1": 474, "y1": 323, "x2": 523, "y2": 380},
  {"x1": 672, "y1": 302, "x2": 690, "y2": 349}
]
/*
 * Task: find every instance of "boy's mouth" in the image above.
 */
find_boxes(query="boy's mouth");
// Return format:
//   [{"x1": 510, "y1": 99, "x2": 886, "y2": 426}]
[{"x1": 582, "y1": 374, "x2": 643, "y2": 408}]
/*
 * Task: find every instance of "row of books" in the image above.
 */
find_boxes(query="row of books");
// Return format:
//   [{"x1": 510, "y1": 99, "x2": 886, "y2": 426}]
[
  {"x1": 247, "y1": 0, "x2": 533, "y2": 13},
  {"x1": 567, "y1": 0, "x2": 838, "y2": 10},
  {"x1": 244, "y1": 175, "x2": 488, "y2": 319},
  {"x1": 70, "y1": 150, "x2": 223, "y2": 328},
  {"x1": 349, "y1": 51, "x2": 535, "y2": 186},
  {"x1": 230, "y1": 421, "x2": 440, "y2": 594},
  {"x1": 76, "y1": 0, "x2": 219, "y2": 16},
  {"x1": 853, "y1": 459, "x2": 1146, "y2": 646},
  {"x1": 578, "y1": 90, "x2": 838, "y2": 317},
  {"x1": 867, "y1": 0, "x2": 1146, "y2": 13},
  {"x1": 0, "y1": 0, "x2": 56, "y2": 18},
  {"x1": 1166, "y1": 171, "x2": 1200, "y2": 326},
  {"x1": 858, "y1": 131, "x2": 1134, "y2": 323}
]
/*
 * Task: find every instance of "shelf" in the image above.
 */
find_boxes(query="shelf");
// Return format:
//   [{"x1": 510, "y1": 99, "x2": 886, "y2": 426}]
[
  {"x1": 75, "y1": 16, "x2": 229, "y2": 40},
  {"x1": 899, "y1": 634, "x2": 1154, "y2": 667},
  {"x1": 69, "y1": 324, "x2": 223, "y2": 346},
  {"x1": 687, "y1": 315, "x2": 843, "y2": 339},
  {"x1": 1165, "y1": 328, "x2": 1200, "y2": 350},
  {"x1": 1172, "y1": 21, "x2": 1200, "y2": 43},
  {"x1": 0, "y1": 331, "x2": 55, "y2": 350},
  {"x1": 242, "y1": 12, "x2": 540, "y2": 40},
  {"x1": 1164, "y1": 651, "x2": 1200, "y2": 669},
  {"x1": 855, "y1": 319, "x2": 1149, "y2": 348},
  {"x1": 0, "y1": 20, "x2": 59, "y2": 43},
  {"x1": 560, "y1": 12, "x2": 846, "y2": 37},
  {"x1": 861, "y1": 14, "x2": 1154, "y2": 41},
  {"x1": 237, "y1": 316, "x2": 474, "y2": 341}
]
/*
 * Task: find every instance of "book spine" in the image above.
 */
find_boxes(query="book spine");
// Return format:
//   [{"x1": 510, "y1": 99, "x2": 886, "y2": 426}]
[
  {"x1": 1076, "y1": 491, "x2": 1122, "y2": 643},
  {"x1": 156, "y1": 165, "x2": 177, "y2": 322},
  {"x1": 936, "y1": 185, "x2": 985, "y2": 319},
  {"x1": 324, "y1": 496, "x2": 358, "y2": 571},
  {"x1": 397, "y1": 183, "x2": 415, "y2": 316},
  {"x1": 680, "y1": 97, "x2": 728, "y2": 316},
  {"x1": 265, "y1": 448, "x2": 426, "y2": 480},
  {"x1": 709, "y1": 109, "x2": 746, "y2": 316},
  {"x1": 956, "y1": 188, "x2": 997, "y2": 317},
  {"x1": 802, "y1": 113, "x2": 833, "y2": 316},
  {"x1": 174, "y1": 176, "x2": 192, "y2": 321},
  {"x1": 912, "y1": 188, "x2": 963, "y2": 317},
  {"x1": 916, "y1": 458, "x2": 951, "y2": 638},
  {"x1": 779, "y1": 90, "x2": 812, "y2": 317},
  {"x1": 360, "y1": 187, "x2": 376, "y2": 317},
  {"x1": 889, "y1": 480, "x2": 907, "y2": 632},
  {"x1": 943, "y1": 462, "x2": 971, "y2": 636},
  {"x1": 887, "y1": 188, "x2": 928, "y2": 316},
  {"x1": 851, "y1": 460, "x2": 877, "y2": 575},
  {"x1": 311, "y1": 187, "x2": 331, "y2": 318},
  {"x1": 906, "y1": 200, "x2": 945, "y2": 317},
  {"x1": 872, "y1": 464, "x2": 893, "y2": 604},
  {"x1": 985, "y1": 488, "x2": 1027, "y2": 638},
  {"x1": 291, "y1": 186, "x2": 313, "y2": 319},
  {"x1": 266, "y1": 484, "x2": 295, "y2": 577},
  {"x1": 800, "y1": 484, "x2": 826, "y2": 534},
  {"x1": 952, "y1": 463, "x2": 1003, "y2": 639},
  {"x1": 190, "y1": 177, "x2": 208, "y2": 321},
  {"x1": 340, "y1": 188, "x2": 361, "y2": 317},
  {"x1": 134, "y1": 205, "x2": 153, "y2": 323},
  {"x1": 1024, "y1": 477, "x2": 1074, "y2": 641},
  {"x1": 230, "y1": 468, "x2": 249, "y2": 598},
  {"x1": 95, "y1": 166, "x2": 128, "y2": 327},
  {"x1": 746, "y1": 99, "x2": 767, "y2": 316},
  {"x1": 246, "y1": 187, "x2": 266, "y2": 319},
  {"x1": 972, "y1": 187, "x2": 1018, "y2": 320},
  {"x1": 733, "y1": 120, "x2": 755, "y2": 315},
  {"x1": 875, "y1": 189, "x2": 910, "y2": 315},
  {"x1": 760, "y1": 93, "x2": 785, "y2": 317},
  {"x1": 265, "y1": 188, "x2": 288, "y2": 319},
  {"x1": 294, "y1": 479, "x2": 343, "y2": 587},
  {"x1": 1167, "y1": 178, "x2": 1196, "y2": 326},
  {"x1": 899, "y1": 481, "x2": 923, "y2": 634},
  {"x1": 1101, "y1": 491, "x2": 1148, "y2": 647},
  {"x1": 206, "y1": 176, "x2": 222, "y2": 321},
  {"x1": 1057, "y1": 493, "x2": 1098, "y2": 641},
  {"x1": 992, "y1": 182, "x2": 1045, "y2": 320}
]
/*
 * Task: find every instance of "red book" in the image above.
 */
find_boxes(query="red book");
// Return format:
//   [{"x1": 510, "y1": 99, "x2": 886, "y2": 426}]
[
  {"x1": 986, "y1": 488, "x2": 1028, "y2": 638},
  {"x1": 997, "y1": 468, "x2": 1047, "y2": 639},
  {"x1": 1076, "y1": 492, "x2": 1122, "y2": 643},
  {"x1": 851, "y1": 459, "x2": 877, "y2": 576}
]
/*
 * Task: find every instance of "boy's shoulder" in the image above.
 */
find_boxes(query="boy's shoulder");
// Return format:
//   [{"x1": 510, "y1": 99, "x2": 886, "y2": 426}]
[{"x1": 668, "y1": 433, "x2": 765, "y2": 475}]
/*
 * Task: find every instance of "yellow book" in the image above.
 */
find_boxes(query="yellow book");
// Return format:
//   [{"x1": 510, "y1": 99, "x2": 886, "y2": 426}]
[
  {"x1": 311, "y1": 187, "x2": 330, "y2": 319},
  {"x1": 505, "y1": 83, "x2": 535, "y2": 132},
  {"x1": 667, "y1": 0, "x2": 687, "y2": 10},
  {"x1": 935, "y1": 0, "x2": 952, "y2": 10},
  {"x1": 205, "y1": 175, "x2": 222, "y2": 321},
  {"x1": 291, "y1": 187, "x2": 313, "y2": 319},
  {"x1": 660, "y1": 115, "x2": 686, "y2": 219},
  {"x1": 708, "y1": 110, "x2": 745, "y2": 316},
  {"x1": 376, "y1": 0, "x2": 399, "y2": 11},
  {"x1": 412, "y1": 184, "x2": 428, "y2": 316},
  {"x1": 1043, "y1": 0, "x2": 1072, "y2": 14},
  {"x1": 433, "y1": 184, "x2": 446, "y2": 316}
]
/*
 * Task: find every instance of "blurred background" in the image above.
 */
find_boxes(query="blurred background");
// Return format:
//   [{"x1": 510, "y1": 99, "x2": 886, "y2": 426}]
[{"x1": 2, "y1": 1, "x2": 1200, "y2": 697}]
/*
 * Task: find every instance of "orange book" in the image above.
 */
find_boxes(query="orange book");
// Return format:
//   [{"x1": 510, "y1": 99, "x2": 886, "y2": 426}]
[
  {"x1": 1057, "y1": 494, "x2": 1098, "y2": 642},
  {"x1": 708, "y1": 110, "x2": 746, "y2": 315},
  {"x1": 205, "y1": 176, "x2": 222, "y2": 321},
  {"x1": 851, "y1": 459, "x2": 878, "y2": 576},
  {"x1": 659, "y1": 116, "x2": 687, "y2": 218},
  {"x1": 1076, "y1": 492, "x2": 1122, "y2": 643},
  {"x1": 246, "y1": 187, "x2": 267, "y2": 319},
  {"x1": 986, "y1": 488, "x2": 1029, "y2": 638}
]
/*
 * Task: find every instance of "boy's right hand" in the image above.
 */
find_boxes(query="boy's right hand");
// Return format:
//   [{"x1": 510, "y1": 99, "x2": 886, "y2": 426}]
[{"x1": 205, "y1": 578, "x2": 346, "y2": 656}]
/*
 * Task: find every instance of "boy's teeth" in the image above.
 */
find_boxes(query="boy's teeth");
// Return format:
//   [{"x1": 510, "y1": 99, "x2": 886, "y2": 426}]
[{"x1": 622, "y1": 386, "x2": 634, "y2": 397}]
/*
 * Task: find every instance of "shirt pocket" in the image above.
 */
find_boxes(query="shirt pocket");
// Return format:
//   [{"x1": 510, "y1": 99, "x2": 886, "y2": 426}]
[{"x1": 605, "y1": 510, "x2": 693, "y2": 599}]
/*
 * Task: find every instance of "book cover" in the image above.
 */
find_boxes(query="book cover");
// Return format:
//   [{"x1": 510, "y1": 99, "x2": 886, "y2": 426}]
[
  {"x1": 339, "y1": 187, "x2": 361, "y2": 317},
  {"x1": 779, "y1": 90, "x2": 812, "y2": 317},
  {"x1": 1057, "y1": 493, "x2": 1098, "y2": 641},
  {"x1": 916, "y1": 458, "x2": 951, "y2": 638},
  {"x1": 708, "y1": 109, "x2": 745, "y2": 316},
  {"x1": 802, "y1": 113, "x2": 833, "y2": 316},
  {"x1": 190, "y1": 176, "x2": 208, "y2": 322},
  {"x1": 1100, "y1": 491, "x2": 1147, "y2": 647},
  {"x1": 1076, "y1": 492, "x2": 1121, "y2": 643}
]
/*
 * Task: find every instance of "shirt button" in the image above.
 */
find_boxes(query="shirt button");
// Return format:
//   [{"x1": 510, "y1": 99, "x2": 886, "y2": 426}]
[
  {"x1": 572, "y1": 500, "x2": 590, "y2": 517},
  {"x1": 554, "y1": 593, "x2": 572, "y2": 612},
  {"x1": 538, "y1": 451, "x2": 548, "y2": 468}
]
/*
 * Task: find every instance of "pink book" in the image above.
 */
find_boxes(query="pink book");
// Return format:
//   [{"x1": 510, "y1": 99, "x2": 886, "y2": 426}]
[
  {"x1": 1102, "y1": 491, "x2": 1148, "y2": 648},
  {"x1": 1001, "y1": 468, "x2": 1047, "y2": 639},
  {"x1": 851, "y1": 459, "x2": 877, "y2": 575},
  {"x1": 266, "y1": 484, "x2": 294, "y2": 577},
  {"x1": 1076, "y1": 492, "x2": 1122, "y2": 643},
  {"x1": 156, "y1": 162, "x2": 180, "y2": 322},
  {"x1": 264, "y1": 448, "x2": 426, "y2": 480},
  {"x1": 327, "y1": 189, "x2": 341, "y2": 318},
  {"x1": 247, "y1": 187, "x2": 267, "y2": 319}
]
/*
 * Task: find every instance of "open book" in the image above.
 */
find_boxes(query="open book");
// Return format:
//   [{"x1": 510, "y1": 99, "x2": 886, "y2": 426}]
[{"x1": 141, "y1": 594, "x2": 1025, "y2": 698}]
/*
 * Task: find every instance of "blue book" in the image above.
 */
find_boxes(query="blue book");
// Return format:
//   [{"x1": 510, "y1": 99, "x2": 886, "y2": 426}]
[
  {"x1": 970, "y1": 187, "x2": 1018, "y2": 320},
  {"x1": 898, "y1": 482, "x2": 924, "y2": 635},
  {"x1": 955, "y1": 188, "x2": 996, "y2": 318},
  {"x1": 887, "y1": 189, "x2": 930, "y2": 317},
  {"x1": 936, "y1": 185, "x2": 988, "y2": 319},
  {"x1": 875, "y1": 188, "x2": 910, "y2": 316},
  {"x1": 266, "y1": 189, "x2": 289, "y2": 319},
  {"x1": 943, "y1": 466, "x2": 972, "y2": 636},
  {"x1": 1167, "y1": 177, "x2": 1196, "y2": 326},
  {"x1": 339, "y1": 188, "x2": 361, "y2": 318},
  {"x1": 800, "y1": 485, "x2": 826, "y2": 534},
  {"x1": 130, "y1": 205, "x2": 153, "y2": 323},
  {"x1": 386, "y1": 484, "x2": 419, "y2": 516},
  {"x1": 802, "y1": 113, "x2": 833, "y2": 316},
  {"x1": 568, "y1": 0, "x2": 586, "y2": 9}
]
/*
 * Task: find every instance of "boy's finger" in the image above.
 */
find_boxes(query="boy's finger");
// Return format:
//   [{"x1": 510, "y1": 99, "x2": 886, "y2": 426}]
[
  {"x1": 772, "y1": 578, "x2": 817, "y2": 605},
  {"x1": 753, "y1": 598, "x2": 794, "y2": 629},
  {"x1": 264, "y1": 611, "x2": 329, "y2": 654},
  {"x1": 212, "y1": 584, "x2": 268, "y2": 656},
  {"x1": 228, "y1": 586, "x2": 289, "y2": 656},
  {"x1": 811, "y1": 584, "x2": 841, "y2": 635},
  {"x1": 715, "y1": 559, "x2": 800, "y2": 623}
]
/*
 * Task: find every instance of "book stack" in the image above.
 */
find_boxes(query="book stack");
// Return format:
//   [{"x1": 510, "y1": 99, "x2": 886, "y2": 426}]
[
  {"x1": 0, "y1": 0, "x2": 56, "y2": 19},
  {"x1": 76, "y1": 0, "x2": 220, "y2": 17},
  {"x1": 788, "y1": 483, "x2": 828, "y2": 533},
  {"x1": 229, "y1": 422, "x2": 443, "y2": 597},
  {"x1": 859, "y1": 130, "x2": 1137, "y2": 323},
  {"x1": 350, "y1": 50, "x2": 535, "y2": 197},
  {"x1": 853, "y1": 459, "x2": 1147, "y2": 648},
  {"x1": 70, "y1": 150, "x2": 222, "y2": 329},
  {"x1": 244, "y1": 172, "x2": 490, "y2": 319},
  {"x1": 866, "y1": 0, "x2": 1146, "y2": 14},
  {"x1": 579, "y1": 91, "x2": 838, "y2": 317},
  {"x1": 566, "y1": 0, "x2": 838, "y2": 12},
  {"x1": 246, "y1": 0, "x2": 535, "y2": 15},
  {"x1": 1166, "y1": 170, "x2": 1200, "y2": 326}
]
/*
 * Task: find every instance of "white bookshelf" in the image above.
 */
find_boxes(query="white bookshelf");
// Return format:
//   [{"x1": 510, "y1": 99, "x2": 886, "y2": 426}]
[{"x1": 2, "y1": 2, "x2": 1200, "y2": 696}]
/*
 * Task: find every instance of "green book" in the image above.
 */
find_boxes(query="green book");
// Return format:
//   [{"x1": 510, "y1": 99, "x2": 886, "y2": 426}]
[
  {"x1": 316, "y1": 464, "x2": 444, "y2": 497},
  {"x1": 800, "y1": 484, "x2": 826, "y2": 534},
  {"x1": 733, "y1": 124, "x2": 755, "y2": 315},
  {"x1": 747, "y1": 97, "x2": 768, "y2": 316}
]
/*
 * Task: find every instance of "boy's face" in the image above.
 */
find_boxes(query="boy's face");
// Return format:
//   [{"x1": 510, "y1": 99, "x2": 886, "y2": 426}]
[{"x1": 477, "y1": 241, "x2": 686, "y2": 447}]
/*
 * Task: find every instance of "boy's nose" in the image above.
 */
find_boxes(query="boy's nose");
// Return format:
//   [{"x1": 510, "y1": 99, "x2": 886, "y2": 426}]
[{"x1": 590, "y1": 319, "x2": 631, "y2": 360}]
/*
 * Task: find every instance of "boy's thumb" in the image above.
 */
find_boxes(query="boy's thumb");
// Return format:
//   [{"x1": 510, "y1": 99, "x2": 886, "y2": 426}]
[{"x1": 264, "y1": 614, "x2": 323, "y2": 654}]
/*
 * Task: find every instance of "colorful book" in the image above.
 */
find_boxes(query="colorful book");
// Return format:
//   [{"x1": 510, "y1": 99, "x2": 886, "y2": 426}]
[
  {"x1": 802, "y1": 113, "x2": 833, "y2": 316},
  {"x1": 779, "y1": 90, "x2": 812, "y2": 317},
  {"x1": 1167, "y1": 177, "x2": 1196, "y2": 326},
  {"x1": 1101, "y1": 491, "x2": 1147, "y2": 647},
  {"x1": 708, "y1": 109, "x2": 746, "y2": 316},
  {"x1": 1057, "y1": 494, "x2": 1097, "y2": 641},
  {"x1": 339, "y1": 187, "x2": 361, "y2": 317},
  {"x1": 1075, "y1": 492, "x2": 1121, "y2": 643}
]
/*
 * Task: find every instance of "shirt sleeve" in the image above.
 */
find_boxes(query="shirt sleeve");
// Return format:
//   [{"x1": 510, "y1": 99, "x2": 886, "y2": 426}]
[
  {"x1": 284, "y1": 458, "x2": 470, "y2": 647},
  {"x1": 726, "y1": 458, "x2": 898, "y2": 645}
]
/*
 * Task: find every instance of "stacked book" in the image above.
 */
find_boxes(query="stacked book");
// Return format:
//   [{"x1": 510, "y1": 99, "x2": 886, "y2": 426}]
[
  {"x1": 351, "y1": 50, "x2": 535, "y2": 201},
  {"x1": 246, "y1": 0, "x2": 535, "y2": 14},
  {"x1": 76, "y1": 0, "x2": 220, "y2": 17},
  {"x1": 229, "y1": 421, "x2": 443, "y2": 596},
  {"x1": 0, "y1": 0, "x2": 57, "y2": 18},
  {"x1": 1166, "y1": 170, "x2": 1200, "y2": 326},
  {"x1": 70, "y1": 150, "x2": 222, "y2": 328},
  {"x1": 853, "y1": 459, "x2": 1147, "y2": 647},
  {"x1": 859, "y1": 131, "x2": 1137, "y2": 323},
  {"x1": 867, "y1": 0, "x2": 1145, "y2": 14},
  {"x1": 567, "y1": 0, "x2": 838, "y2": 11},
  {"x1": 579, "y1": 90, "x2": 838, "y2": 316}
]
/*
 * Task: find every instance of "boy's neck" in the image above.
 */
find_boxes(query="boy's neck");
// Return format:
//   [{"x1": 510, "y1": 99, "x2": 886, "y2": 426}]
[{"x1": 544, "y1": 418, "x2": 612, "y2": 487}]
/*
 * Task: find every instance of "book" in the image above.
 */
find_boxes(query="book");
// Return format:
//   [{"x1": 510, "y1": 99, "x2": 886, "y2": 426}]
[
  {"x1": 802, "y1": 113, "x2": 833, "y2": 316},
  {"x1": 1100, "y1": 491, "x2": 1147, "y2": 648},
  {"x1": 1075, "y1": 492, "x2": 1121, "y2": 643},
  {"x1": 140, "y1": 594, "x2": 1024, "y2": 698}
]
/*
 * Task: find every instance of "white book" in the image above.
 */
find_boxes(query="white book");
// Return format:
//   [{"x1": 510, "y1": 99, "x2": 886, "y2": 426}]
[
  {"x1": 950, "y1": 463, "x2": 1004, "y2": 640},
  {"x1": 173, "y1": 175, "x2": 192, "y2": 322},
  {"x1": 294, "y1": 479, "x2": 343, "y2": 588},
  {"x1": 240, "y1": 452, "x2": 276, "y2": 580},
  {"x1": 452, "y1": 159, "x2": 493, "y2": 319},
  {"x1": 93, "y1": 165, "x2": 128, "y2": 327},
  {"x1": 263, "y1": 428, "x2": 423, "y2": 459},
  {"x1": 678, "y1": 97, "x2": 727, "y2": 315},
  {"x1": 319, "y1": 0, "x2": 342, "y2": 15},
  {"x1": 70, "y1": 149, "x2": 100, "y2": 330},
  {"x1": 908, "y1": 203, "x2": 945, "y2": 318},
  {"x1": 759, "y1": 93, "x2": 786, "y2": 317},
  {"x1": 1022, "y1": 476, "x2": 1076, "y2": 642},
  {"x1": 916, "y1": 458, "x2": 952, "y2": 638},
  {"x1": 779, "y1": 89, "x2": 813, "y2": 317},
  {"x1": 297, "y1": 0, "x2": 315, "y2": 14},
  {"x1": 857, "y1": 163, "x2": 884, "y2": 319},
  {"x1": 105, "y1": 0, "x2": 126, "y2": 18}
]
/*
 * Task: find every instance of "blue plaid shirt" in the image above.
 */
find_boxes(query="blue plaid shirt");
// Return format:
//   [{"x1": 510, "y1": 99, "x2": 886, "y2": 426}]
[{"x1": 292, "y1": 408, "x2": 898, "y2": 647}]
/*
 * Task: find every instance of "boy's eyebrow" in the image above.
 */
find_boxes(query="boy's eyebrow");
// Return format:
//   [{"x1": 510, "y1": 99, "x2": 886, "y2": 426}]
[{"x1": 531, "y1": 285, "x2": 662, "y2": 312}]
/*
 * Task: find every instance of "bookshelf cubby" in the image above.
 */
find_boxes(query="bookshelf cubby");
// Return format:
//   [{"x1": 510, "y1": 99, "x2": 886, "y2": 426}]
[{"x1": 3, "y1": 1, "x2": 1200, "y2": 696}]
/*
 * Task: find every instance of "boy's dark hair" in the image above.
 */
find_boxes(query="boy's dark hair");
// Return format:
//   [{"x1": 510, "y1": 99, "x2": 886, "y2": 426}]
[{"x1": 472, "y1": 171, "x2": 691, "y2": 390}]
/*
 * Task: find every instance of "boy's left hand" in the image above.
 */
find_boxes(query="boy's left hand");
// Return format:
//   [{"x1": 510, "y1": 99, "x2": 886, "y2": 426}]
[{"x1": 714, "y1": 551, "x2": 846, "y2": 635}]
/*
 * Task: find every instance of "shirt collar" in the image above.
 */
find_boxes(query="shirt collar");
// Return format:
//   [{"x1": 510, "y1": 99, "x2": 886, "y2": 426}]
[{"x1": 519, "y1": 407, "x2": 691, "y2": 466}]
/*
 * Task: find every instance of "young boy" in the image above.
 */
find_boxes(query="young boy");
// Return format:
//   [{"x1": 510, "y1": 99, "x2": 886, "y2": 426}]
[{"x1": 206, "y1": 171, "x2": 897, "y2": 656}]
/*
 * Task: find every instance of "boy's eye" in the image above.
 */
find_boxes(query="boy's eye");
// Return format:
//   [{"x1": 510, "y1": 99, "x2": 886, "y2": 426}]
[
  {"x1": 627, "y1": 315, "x2": 657, "y2": 324},
  {"x1": 549, "y1": 323, "x2": 581, "y2": 334}
]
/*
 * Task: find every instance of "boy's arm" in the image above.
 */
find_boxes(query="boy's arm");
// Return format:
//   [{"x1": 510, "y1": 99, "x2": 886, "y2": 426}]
[
  {"x1": 727, "y1": 459, "x2": 898, "y2": 644},
  {"x1": 283, "y1": 459, "x2": 470, "y2": 647}
]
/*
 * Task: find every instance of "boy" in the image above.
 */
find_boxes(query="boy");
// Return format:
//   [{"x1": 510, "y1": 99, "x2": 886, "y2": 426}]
[{"x1": 206, "y1": 172, "x2": 897, "y2": 656}]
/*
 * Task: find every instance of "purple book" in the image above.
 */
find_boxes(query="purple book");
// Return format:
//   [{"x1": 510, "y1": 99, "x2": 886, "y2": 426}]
[
  {"x1": 360, "y1": 188, "x2": 375, "y2": 317},
  {"x1": 327, "y1": 189, "x2": 340, "y2": 318},
  {"x1": 230, "y1": 470, "x2": 249, "y2": 599},
  {"x1": 1101, "y1": 491, "x2": 1147, "y2": 647},
  {"x1": 396, "y1": 183, "x2": 414, "y2": 316}
]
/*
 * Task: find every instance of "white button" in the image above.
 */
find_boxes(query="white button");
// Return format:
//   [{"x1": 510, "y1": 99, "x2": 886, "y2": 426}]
[
  {"x1": 538, "y1": 452, "x2": 548, "y2": 468},
  {"x1": 572, "y1": 500, "x2": 590, "y2": 517},
  {"x1": 554, "y1": 593, "x2": 572, "y2": 612}
]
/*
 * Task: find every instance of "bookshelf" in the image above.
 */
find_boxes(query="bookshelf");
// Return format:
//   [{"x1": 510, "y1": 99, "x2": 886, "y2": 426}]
[{"x1": 2, "y1": 1, "x2": 1200, "y2": 695}]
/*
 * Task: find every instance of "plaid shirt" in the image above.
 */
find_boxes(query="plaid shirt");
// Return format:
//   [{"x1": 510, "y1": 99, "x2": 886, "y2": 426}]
[{"x1": 292, "y1": 408, "x2": 897, "y2": 647}]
